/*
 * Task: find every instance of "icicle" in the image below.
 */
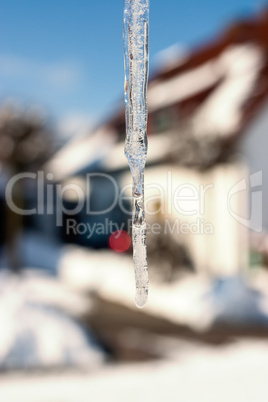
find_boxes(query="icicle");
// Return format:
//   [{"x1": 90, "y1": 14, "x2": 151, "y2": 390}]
[{"x1": 123, "y1": 0, "x2": 149, "y2": 308}]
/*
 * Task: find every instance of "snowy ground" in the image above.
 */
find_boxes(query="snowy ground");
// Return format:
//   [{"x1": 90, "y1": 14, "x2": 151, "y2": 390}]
[
  {"x1": 0, "y1": 235, "x2": 268, "y2": 402},
  {"x1": 0, "y1": 339, "x2": 267, "y2": 402}
]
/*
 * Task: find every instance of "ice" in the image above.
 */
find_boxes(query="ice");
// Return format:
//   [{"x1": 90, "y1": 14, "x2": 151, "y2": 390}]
[{"x1": 123, "y1": 0, "x2": 149, "y2": 308}]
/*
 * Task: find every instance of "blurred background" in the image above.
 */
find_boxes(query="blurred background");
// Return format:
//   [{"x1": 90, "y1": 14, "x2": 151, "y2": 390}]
[{"x1": 0, "y1": 1, "x2": 268, "y2": 401}]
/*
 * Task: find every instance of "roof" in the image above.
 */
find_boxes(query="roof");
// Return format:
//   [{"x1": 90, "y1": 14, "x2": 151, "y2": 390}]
[
  {"x1": 46, "y1": 9, "x2": 268, "y2": 178},
  {"x1": 147, "y1": 10, "x2": 268, "y2": 142}
]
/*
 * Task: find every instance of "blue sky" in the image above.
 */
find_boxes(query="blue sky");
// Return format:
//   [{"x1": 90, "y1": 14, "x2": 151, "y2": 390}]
[{"x1": 0, "y1": 0, "x2": 262, "y2": 137}]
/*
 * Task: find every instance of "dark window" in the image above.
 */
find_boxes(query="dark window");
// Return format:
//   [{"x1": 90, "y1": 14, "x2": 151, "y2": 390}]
[{"x1": 151, "y1": 107, "x2": 177, "y2": 133}]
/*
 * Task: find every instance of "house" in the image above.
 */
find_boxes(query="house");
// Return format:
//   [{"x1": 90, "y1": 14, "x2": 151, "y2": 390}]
[{"x1": 46, "y1": 9, "x2": 268, "y2": 278}]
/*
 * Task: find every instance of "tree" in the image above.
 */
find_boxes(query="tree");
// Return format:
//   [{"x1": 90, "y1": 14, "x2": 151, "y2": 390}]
[{"x1": 0, "y1": 103, "x2": 54, "y2": 272}]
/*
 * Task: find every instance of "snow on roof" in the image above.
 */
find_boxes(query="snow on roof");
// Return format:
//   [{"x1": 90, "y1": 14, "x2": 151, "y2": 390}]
[
  {"x1": 152, "y1": 44, "x2": 189, "y2": 72},
  {"x1": 147, "y1": 60, "x2": 221, "y2": 112},
  {"x1": 148, "y1": 44, "x2": 263, "y2": 139},
  {"x1": 46, "y1": 11, "x2": 268, "y2": 178},
  {"x1": 45, "y1": 126, "x2": 117, "y2": 181},
  {"x1": 193, "y1": 44, "x2": 263, "y2": 137}
]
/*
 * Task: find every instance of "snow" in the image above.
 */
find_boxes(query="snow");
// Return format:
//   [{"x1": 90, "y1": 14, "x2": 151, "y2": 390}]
[
  {"x1": 59, "y1": 247, "x2": 268, "y2": 332},
  {"x1": 45, "y1": 126, "x2": 116, "y2": 181},
  {"x1": 193, "y1": 45, "x2": 263, "y2": 137},
  {"x1": 44, "y1": 44, "x2": 263, "y2": 183},
  {"x1": 148, "y1": 44, "x2": 263, "y2": 138},
  {"x1": 0, "y1": 271, "x2": 104, "y2": 370},
  {"x1": 0, "y1": 339, "x2": 267, "y2": 402},
  {"x1": 148, "y1": 60, "x2": 221, "y2": 112}
]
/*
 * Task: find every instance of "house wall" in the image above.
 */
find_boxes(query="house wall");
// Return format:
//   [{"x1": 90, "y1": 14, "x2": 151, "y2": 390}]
[
  {"x1": 120, "y1": 161, "x2": 248, "y2": 278},
  {"x1": 238, "y1": 99, "x2": 268, "y2": 233}
]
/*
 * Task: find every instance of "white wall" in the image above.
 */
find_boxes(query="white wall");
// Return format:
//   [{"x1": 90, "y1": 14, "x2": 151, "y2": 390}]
[
  {"x1": 238, "y1": 99, "x2": 268, "y2": 232},
  {"x1": 121, "y1": 162, "x2": 248, "y2": 277}
]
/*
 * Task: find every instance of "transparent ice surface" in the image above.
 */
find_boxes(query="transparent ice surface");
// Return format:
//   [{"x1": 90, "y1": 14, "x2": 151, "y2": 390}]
[{"x1": 124, "y1": 0, "x2": 149, "y2": 308}]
